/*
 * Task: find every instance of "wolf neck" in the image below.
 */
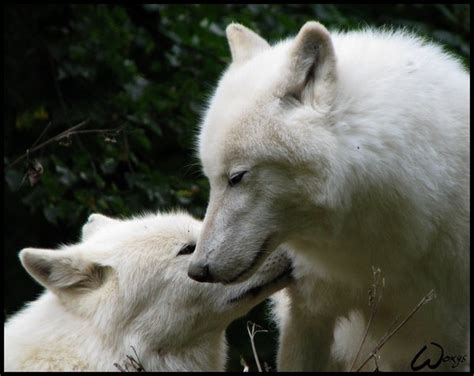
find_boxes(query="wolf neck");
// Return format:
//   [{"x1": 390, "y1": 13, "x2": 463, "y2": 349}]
[
  {"x1": 287, "y1": 194, "x2": 435, "y2": 288},
  {"x1": 5, "y1": 292, "x2": 114, "y2": 371},
  {"x1": 145, "y1": 332, "x2": 227, "y2": 371},
  {"x1": 5, "y1": 291, "x2": 228, "y2": 371}
]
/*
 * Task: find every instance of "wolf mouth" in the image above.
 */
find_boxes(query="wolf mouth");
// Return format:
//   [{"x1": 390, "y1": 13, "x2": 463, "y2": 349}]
[
  {"x1": 227, "y1": 266, "x2": 293, "y2": 305},
  {"x1": 224, "y1": 235, "x2": 272, "y2": 284}
]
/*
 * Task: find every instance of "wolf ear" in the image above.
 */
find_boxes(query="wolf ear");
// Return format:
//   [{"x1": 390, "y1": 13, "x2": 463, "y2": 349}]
[
  {"x1": 20, "y1": 248, "x2": 110, "y2": 293},
  {"x1": 287, "y1": 21, "x2": 337, "y2": 105},
  {"x1": 226, "y1": 23, "x2": 270, "y2": 64}
]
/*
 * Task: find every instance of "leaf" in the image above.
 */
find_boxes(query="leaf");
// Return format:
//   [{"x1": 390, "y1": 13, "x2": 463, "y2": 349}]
[
  {"x1": 100, "y1": 158, "x2": 119, "y2": 175},
  {"x1": 55, "y1": 164, "x2": 77, "y2": 186},
  {"x1": 5, "y1": 169, "x2": 25, "y2": 191},
  {"x1": 43, "y1": 205, "x2": 60, "y2": 225}
]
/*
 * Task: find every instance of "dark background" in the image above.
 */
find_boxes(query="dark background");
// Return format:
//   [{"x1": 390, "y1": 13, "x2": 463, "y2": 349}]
[{"x1": 4, "y1": 4, "x2": 470, "y2": 372}]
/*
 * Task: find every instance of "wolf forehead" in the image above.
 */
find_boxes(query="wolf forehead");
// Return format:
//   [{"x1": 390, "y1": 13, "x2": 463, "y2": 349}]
[
  {"x1": 82, "y1": 211, "x2": 202, "y2": 250},
  {"x1": 198, "y1": 40, "x2": 334, "y2": 176},
  {"x1": 198, "y1": 44, "x2": 293, "y2": 149},
  {"x1": 198, "y1": 98, "x2": 307, "y2": 178}
]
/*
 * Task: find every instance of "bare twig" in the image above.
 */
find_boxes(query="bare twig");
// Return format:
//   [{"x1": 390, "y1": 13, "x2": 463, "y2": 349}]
[
  {"x1": 6, "y1": 118, "x2": 91, "y2": 170},
  {"x1": 30, "y1": 121, "x2": 53, "y2": 149},
  {"x1": 382, "y1": 313, "x2": 402, "y2": 340},
  {"x1": 246, "y1": 321, "x2": 269, "y2": 372},
  {"x1": 375, "y1": 290, "x2": 436, "y2": 352},
  {"x1": 68, "y1": 128, "x2": 122, "y2": 136},
  {"x1": 372, "y1": 352, "x2": 380, "y2": 371},
  {"x1": 349, "y1": 266, "x2": 385, "y2": 371},
  {"x1": 355, "y1": 289, "x2": 437, "y2": 372},
  {"x1": 6, "y1": 121, "x2": 128, "y2": 172}
]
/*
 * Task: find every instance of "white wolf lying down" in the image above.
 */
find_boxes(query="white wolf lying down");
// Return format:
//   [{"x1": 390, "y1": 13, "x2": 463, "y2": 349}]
[
  {"x1": 4, "y1": 211, "x2": 292, "y2": 371},
  {"x1": 189, "y1": 21, "x2": 470, "y2": 371}
]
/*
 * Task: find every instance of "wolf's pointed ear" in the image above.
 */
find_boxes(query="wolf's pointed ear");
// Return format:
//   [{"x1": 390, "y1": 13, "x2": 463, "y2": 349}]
[
  {"x1": 20, "y1": 248, "x2": 110, "y2": 293},
  {"x1": 287, "y1": 21, "x2": 337, "y2": 105},
  {"x1": 226, "y1": 23, "x2": 270, "y2": 64}
]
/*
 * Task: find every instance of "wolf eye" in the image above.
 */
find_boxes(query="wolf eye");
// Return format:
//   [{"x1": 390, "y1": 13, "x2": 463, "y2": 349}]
[
  {"x1": 177, "y1": 244, "x2": 196, "y2": 256},
  {"x1": 228, "y1": 171, "x2": 247, "y2": 187}
]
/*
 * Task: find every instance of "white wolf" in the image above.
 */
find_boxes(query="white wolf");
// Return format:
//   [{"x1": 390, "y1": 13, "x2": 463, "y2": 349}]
[
  {"x1": 4, "y1": 211, "x2": 292, "y2": 371},
  {"x1": 188, "y1": 21, "x2": 470, "y2": 371}
]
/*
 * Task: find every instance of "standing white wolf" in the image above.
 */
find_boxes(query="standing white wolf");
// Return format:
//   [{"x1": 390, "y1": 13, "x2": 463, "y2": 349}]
[
  {"x1": 4, "y1": 212, "x2": 292, "y2": 371},
  {"x1": 188, "y1": 21, "x2": 470, "y2": 371}
]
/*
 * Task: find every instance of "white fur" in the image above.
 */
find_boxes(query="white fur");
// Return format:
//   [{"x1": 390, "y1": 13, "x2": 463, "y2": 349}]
[
  {"x1": 191, "y1": 21, "x2": 469, "y2": 371},
  {"x1": 4, "y1": 211, "x2": 292, "y2": 371}
]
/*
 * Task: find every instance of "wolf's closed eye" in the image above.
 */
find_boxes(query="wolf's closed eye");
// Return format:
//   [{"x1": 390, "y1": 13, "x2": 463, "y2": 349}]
[
  {"x1": 228, "y1": 171, "x2": 247, "y2": 187},
  {"x1": 177, "y1": 244, "x2": 196, "y2": 256}
]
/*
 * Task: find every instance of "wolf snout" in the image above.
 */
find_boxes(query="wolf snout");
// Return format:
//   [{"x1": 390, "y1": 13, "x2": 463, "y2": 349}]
[{"x1": 188, "y1": 260, "x2": 215, "y2": 283}]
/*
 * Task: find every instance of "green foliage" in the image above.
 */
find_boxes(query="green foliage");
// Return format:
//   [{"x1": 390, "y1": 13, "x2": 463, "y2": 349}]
[
  {"x1": 4, "y1": 4, "x2": 469, "y2": 372},
  {"x1": 4, "y1": 4, "x2": 470, "y2": 225}
]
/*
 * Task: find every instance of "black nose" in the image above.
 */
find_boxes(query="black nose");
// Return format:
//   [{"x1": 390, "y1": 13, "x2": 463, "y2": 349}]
[{"x1": 188, "y1": 261, "x2": 214, "y2": 282}]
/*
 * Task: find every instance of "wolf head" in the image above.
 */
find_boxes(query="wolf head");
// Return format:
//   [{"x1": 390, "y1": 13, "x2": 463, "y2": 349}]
[
  {"x1": 189, "y1": 22, "x2": 338, "y2": 284},
  {"x1": 19, "y1": 212, "x2": 292, "y2": 352}
]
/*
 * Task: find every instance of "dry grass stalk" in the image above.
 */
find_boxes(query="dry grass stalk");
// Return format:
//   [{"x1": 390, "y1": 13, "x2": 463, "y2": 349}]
[
  {"x1": 355, "y1": 289, "x2": 437, "y2": 371},
  {"x1": 246, "y1": 321, "x2": 269, "y2": 372},
  {"x1": 349, "y1": 266, "x2": 385, "y2": 371}
]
